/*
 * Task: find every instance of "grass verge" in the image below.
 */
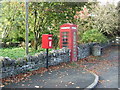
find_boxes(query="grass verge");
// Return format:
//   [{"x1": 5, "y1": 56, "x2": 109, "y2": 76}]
[{"x1": 0, "y1": 47, "x2": 46, "y2": 59}]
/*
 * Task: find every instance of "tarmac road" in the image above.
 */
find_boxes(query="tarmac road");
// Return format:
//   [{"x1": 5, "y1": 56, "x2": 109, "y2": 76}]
[
  {"x1": 95, "y1": 63, "x2": 118, "y2": 88},
  {"x1": 2, "y1": 45, "x2": 119, "y2": 89},
  {"x1": 92, "y1": 45, "x2": 119, "y2": 88}
]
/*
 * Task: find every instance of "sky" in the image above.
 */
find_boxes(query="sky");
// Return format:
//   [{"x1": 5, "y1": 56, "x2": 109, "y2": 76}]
[{"x1": 97, "y1": 0, "x2": 120, "y2": 6}]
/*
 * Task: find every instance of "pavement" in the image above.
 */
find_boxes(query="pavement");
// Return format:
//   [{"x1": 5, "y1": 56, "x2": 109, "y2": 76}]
[{"x1": 1, "y1": 45, "x2": 119, "y2": 89}]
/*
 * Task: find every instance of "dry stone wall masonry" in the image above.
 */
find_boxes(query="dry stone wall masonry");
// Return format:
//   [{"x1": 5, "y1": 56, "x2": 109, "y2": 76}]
[
  {"x1": 0, "y1": 48, "x2": 70, "y2": 78},
  {"x1": 77, "y1": 43, "x2": 91, "y2": 60},
  {"x1": 0, "y1": 42, "x2": 111, "y2": 79}
]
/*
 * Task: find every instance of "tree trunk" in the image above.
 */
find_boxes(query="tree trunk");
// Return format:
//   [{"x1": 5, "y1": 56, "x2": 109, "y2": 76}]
[
  {"x1": 34, "y1": 38, "x2": 38, "y2": 50},
  {"x1": 33, "y1": 8, "x2": 38, "y2": 50}
]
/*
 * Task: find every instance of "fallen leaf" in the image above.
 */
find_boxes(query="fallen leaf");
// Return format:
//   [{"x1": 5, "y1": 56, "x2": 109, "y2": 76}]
[
  {"x1": 59, "y1": 77, "x2": 62, "y2": 79},
  {"x1": 98, "y1": 80, "x2": 105, "y2": 83},
  {"x1": 60, "y1": 81, "x2": 63, "y2": 83},
  {"x1": 27, "y1": 84, "x2": 30, "y2": 86},
  {"x1": 68, "y1": 82, "x2": 75, "y2": 85},
  {"x1": 76, "y1": 86, "x2": 80, "y2": 88},
  {"x1": 35, "y1": 86, "x2": 40, "y2": 88},
  {"x1": 40, "y1": 86, "x2": 43, "y2": 88},
  {"x1": 21, "y1": 84, "x2": 25, "y2": 86},
  {"x1": 55, "y1": 85, "x2": 58, "y2": 87},
  {"x1": 82, "y1": 72, "x2": 86, "y2": 74},
  {"x1": 65, "y1": 84, "x2": 68, "y2": 87},
  {"x1": 72, "y1": 83, "x2": 75, "y2": 85},
  {"x1": 48, "y1": 73, "x2": 52, "y2": 74},
  {"x1": 66, "y1": 73, "x2": 69, "y2": 75},
  {"x1": 68, "y1": 81, "x2": 72, "y2": 84},
  {"x1": 106, "y1": 80, "x2": 110, "y2": 82},
  {"x1": 0, "y1": 84, "x2": 4, "y2": 87}
]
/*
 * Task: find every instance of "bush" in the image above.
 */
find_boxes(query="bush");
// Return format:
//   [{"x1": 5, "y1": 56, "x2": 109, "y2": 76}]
[
  {"x1": 52, "y1": 35, "x2": 59, "y2": 49},
  {"x1": 81, "y1": 29, "x2": 108, "y2": 43}
]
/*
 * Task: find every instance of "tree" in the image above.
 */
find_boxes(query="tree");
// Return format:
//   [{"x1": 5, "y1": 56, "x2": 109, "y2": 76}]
[
  {"x1": 74, "y1": 2, "x2": 119, "y2": 39},
  {"x1": 116, "y1": 1, "x2": 120, "y2": 36},
  {"x1": 1, "y1": 2, "x2": 25, "y2": 42},
  {"x1": 90, "y1": 3, "x2": 119, "y2": 37},
  {"x1": 28, "y1": 2, "x2": 87, "y2": 50},
  {"x1": 74, "y1": 5, "x2": 94, "y2": 41},
  {"x1": 1, "y1": 2, "x2": 87, "y2": 50}
]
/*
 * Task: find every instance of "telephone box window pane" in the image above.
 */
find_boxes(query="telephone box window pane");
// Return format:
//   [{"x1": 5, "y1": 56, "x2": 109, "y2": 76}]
[
  {"x1": 74, "y1": 52, "x2": 76, "y2": 54},
  {"x1": 62, "y1": 42, "x2": 68, "y2": 44},
  {"x1": 74, "y1": 32, "x2": 76, "y2": 35},
  {"x1": 62, "y1": 45, "x2": 68, "y2": 47},
  {"x1": 74, "y1": 49, "x2": 76, "y2": 51},
  {"x1": 73, "y1": 42, "x2": 76, "y2": 44},
  {"x1": 62, "y1": 35, "x2": 68, "y2": 38},
  {"x1": 62, "y1": 32, "x2": 69, "y2": 35},
  {"x1": 74, "y1": 55, "x2": 76, "y2": 57},
  {"x1": 73, "y1": 32, "x2": 76, "y2": 42},
  {"x1": 63, "y1": 39, "x2": 68, "y2": 41}
]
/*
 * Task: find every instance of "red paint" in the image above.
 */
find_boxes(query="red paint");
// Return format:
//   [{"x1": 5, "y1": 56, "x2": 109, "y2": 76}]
[
  {"x1": 42, "y1": 34, "x2": 52, "y2": 49},
  {"x1": 60, "y1": 23, "x2": 78, "y2": 61}
]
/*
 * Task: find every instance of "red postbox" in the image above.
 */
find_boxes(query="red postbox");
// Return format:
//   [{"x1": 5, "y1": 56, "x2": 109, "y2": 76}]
[
  {"x1": 42, "y1": 34, "x2": 52, "y2": 49},
  {"x1": 60, "y1": 23, "x2": 78, "y2": 61}
]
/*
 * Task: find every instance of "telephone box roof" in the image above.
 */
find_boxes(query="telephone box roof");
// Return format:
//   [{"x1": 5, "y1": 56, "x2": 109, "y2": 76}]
[{"x1": 60, "y1": 23, "x2": 77, "y2": 27}]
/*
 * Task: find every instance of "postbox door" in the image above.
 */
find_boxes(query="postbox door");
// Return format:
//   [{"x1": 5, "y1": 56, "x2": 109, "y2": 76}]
[{"x1": 42, "y1": 34, "x2": 52, "y2": 49}]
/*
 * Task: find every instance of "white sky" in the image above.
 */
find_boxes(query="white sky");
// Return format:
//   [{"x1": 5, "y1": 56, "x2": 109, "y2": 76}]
[{"x1": 97, "y1": 0, "x2": 120, "y2": 6}]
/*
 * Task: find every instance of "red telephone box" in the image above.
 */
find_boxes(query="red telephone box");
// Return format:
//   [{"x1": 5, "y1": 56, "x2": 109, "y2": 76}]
[
  {"x1": 60, "y1": 23, "x2": 78, "y2": 61},
  {"x1": 42, "y1": 34, "x2": 52, "y2": 49}
]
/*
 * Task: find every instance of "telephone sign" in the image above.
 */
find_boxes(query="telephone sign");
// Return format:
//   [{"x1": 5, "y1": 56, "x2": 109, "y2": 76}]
[
  {"x1": 60, "y1": 23, "x2": 78, "y2": 61},
  {"x1": 42, "y1": 34, "x2": 52, "y2": 49}
]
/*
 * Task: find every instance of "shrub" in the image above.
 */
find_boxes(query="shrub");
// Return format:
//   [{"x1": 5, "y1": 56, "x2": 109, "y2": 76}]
[{"x1": 81, "y1": 29, "x2": 108, "y2": 43}]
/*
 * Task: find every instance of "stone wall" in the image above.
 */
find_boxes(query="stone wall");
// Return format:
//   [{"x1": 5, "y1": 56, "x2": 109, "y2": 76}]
[
  {"x1": 77, "y1": 43, "x2": 91, "y2": 60},
  {"x1": 0, "y1": 48, "x2": 70, "y2": 78},
  {"x1": 0, "y1": 42, "x2": 111, "y2": 79},
  {"x1": 77, "y1": 42, "x2": 111, "y2": 59}
]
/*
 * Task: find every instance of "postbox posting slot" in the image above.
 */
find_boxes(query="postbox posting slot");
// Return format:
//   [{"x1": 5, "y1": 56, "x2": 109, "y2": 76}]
[{"x1": 48, "y1": 37, "x2": 52, "y2": 40}]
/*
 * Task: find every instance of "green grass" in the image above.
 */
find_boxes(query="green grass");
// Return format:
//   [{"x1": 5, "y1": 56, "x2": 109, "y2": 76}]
[{"x1": 0, "y1": 47, "x2": 46, "y2": 59}]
